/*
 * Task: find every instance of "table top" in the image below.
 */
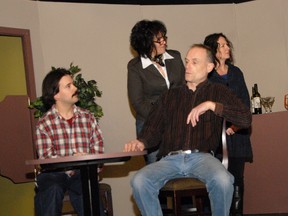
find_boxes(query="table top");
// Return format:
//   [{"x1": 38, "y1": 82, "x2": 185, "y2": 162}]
[{"x1": 26, "y1": 151, "x2": 147, "y2": 167}]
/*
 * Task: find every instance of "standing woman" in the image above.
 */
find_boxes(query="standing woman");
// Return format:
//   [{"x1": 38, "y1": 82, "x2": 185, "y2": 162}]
[
  {"x1": 127, "y1": 20, "x2": 185, "y2": 164},
  {"x1": 204, "y1": 33, "x2": 253, "y2": 216}
]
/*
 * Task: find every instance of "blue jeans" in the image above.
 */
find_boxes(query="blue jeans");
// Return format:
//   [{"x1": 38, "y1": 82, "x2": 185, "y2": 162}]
[
  {"x1": 131, "y1": 152, "x2": 234, "y2": 216},
  {"x1": 34, "y1": 170, "x2": 83, "y2": 216}
]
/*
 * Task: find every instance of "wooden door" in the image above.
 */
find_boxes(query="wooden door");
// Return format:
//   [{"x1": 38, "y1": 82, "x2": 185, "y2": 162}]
[{"x1": 0, "y1": 27, "x2": 37, "y2": 183}]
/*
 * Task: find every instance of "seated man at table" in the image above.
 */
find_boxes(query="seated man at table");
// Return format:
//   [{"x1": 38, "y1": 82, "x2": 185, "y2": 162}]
[
  {"x1": 124, "y1": 44, "x2": 252, "y2": 216},
  {"x1": 34, "y1": 68, "x2": 104, "y2": 216}
]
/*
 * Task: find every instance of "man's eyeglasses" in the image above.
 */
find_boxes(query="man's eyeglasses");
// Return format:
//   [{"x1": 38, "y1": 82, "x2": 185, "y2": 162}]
[{"x1": 153, "y1": 36, "x2": 167, "y2": 44}]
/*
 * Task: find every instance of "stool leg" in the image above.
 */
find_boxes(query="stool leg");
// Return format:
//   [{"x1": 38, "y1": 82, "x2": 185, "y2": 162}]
[
  {"x1": 174, "y1": 192, "x2": 182, "y2": 216},
  {"x1": 99, "y1": 183, "x2": 113, "y2": 216}
]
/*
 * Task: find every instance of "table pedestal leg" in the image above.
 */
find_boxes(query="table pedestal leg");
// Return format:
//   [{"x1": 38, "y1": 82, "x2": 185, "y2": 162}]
[{"x1": 80, "y1": 164, "x2": 100, "y2": 216}]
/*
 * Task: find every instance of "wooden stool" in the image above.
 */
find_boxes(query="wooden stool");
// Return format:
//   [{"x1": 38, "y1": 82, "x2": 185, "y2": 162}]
[
  {"x1": 159, "y1": 120, "x2": 228, "y2": 216},
  {"x1": 100, "y1": 183, "x2": 113, "y2": 216},
  {"x1": 159, "y1": 178, "x2": 209, "y2": 216},
  {"x1": 62, "y1": 183, "x2": 113, "y2": 216}
]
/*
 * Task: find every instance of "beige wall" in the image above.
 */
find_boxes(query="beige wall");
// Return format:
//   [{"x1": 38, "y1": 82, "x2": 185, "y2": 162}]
[{"x1": 1, "y1": 0, "x2": 288, "y2": 215}]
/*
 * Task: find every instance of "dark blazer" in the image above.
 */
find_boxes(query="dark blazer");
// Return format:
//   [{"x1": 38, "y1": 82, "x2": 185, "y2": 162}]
[{"x1": 128, "y1": 49, "x2": 185, "y2": 121}]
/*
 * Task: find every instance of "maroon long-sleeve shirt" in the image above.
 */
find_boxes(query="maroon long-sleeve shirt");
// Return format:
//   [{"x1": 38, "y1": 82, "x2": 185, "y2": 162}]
[{"x1": 138, "y1": 80, "x2": 252, "y2": 158}]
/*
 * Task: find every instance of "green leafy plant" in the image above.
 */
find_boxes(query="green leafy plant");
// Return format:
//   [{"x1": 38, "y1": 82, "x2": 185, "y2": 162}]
[{"x1": 29, "y1": 63, "x2": 103, "y2": 120}]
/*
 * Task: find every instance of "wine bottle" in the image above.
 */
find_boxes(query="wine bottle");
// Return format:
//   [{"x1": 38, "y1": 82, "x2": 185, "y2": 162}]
[
  {"x1": 250, "y1": 87, "x2": 255, "y2": 114},
  {"x1": 253, "y1": 84, "x2": 262, "y2": 114}
]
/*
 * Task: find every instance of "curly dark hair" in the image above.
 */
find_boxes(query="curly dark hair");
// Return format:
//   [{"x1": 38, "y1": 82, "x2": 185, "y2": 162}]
[
  {"x1": 204, "y1": 33, "x2": 234, "y2": 65},
  {"x1": 41, "y1": 68, "x2": 70, "y2": 110},
  {"x1": 130, "y1": 19, "x2": 167, "y2": 59}
]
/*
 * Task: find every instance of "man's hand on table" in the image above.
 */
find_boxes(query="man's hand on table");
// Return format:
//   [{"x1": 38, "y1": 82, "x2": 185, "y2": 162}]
[
  {"x1": 124, "y1": 139, "x2": 145, "y2": 152},
  {"x1": 71, "y1": 152, "x2": 103, "y2": 176},
  {"x1": 73, "y1": 152, "x2": 88, "y2": 156}
]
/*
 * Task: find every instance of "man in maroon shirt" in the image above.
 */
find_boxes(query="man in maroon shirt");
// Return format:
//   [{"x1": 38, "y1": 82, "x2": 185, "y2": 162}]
[{"x1": 124, "y1": 44, "x2": 251, "y2": 216}]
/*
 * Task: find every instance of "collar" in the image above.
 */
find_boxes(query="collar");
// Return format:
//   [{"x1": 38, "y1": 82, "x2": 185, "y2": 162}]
[
  {"x1": 141, "y1": 51, "x2": 174, "y2": 69},
  {"x1": 51, "y1": 104, "x2": 81, "y2": 119},
  {"x1": 186, "y1": 79, "x2": 210, "y2": 92}
]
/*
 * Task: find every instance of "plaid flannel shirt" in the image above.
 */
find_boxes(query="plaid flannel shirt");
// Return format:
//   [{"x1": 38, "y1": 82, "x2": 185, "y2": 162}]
[{"x1": 35, "y1": 105, "x2": 104, "y2": 159}]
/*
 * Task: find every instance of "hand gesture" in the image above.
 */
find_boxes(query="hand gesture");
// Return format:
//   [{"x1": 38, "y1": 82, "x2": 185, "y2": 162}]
[{"x1": 186, "y1": 101, "x2": 215, "y2": 127}]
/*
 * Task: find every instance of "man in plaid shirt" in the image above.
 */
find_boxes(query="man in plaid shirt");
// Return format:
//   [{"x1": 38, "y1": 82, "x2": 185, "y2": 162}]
[{"x1": 34, "y1": 68, "x2": 104, "y2": 216}]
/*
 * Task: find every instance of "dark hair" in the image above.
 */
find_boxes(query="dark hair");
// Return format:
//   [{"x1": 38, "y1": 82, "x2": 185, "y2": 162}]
[
  {"x1": 190, "y1": 44, "x2": 216, "y2": 65},
  {"x1": 130, "y1": 19, "x2": 167, "y2": 59},
  {"x1": 203, "y1": 33, "x2": 234, "y2": 65},
  {"x1": 41, "y1": 68, "x2": 70, "y2": 110}
]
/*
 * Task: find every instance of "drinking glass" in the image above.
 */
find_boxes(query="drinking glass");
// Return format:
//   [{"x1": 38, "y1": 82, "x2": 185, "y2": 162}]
[
  {"x1": 267, "y1": 97, "x2": 275, "y2": 112},
  {"x1": 285, "y1": 94, "x2": 288, "y2": 111},
  {"x1": 261, "y1": 97, "x2": 275, "y2": 113}
]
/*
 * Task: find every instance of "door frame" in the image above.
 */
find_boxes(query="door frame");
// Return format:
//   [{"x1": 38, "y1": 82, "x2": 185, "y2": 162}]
[{"x1": 0, "y1": 26, "x2": 37, "y2": 183}]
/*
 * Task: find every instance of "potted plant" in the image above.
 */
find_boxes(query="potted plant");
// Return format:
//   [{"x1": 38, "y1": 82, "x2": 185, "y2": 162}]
[{"x1": 29, "y1": 63, "x2": 103, "y2": 120}]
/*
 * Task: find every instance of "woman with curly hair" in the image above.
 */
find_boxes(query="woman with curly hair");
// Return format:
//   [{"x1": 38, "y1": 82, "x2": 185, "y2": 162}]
[{"x1": 127, "y1": 20, "x2": 185, "y2": 164}]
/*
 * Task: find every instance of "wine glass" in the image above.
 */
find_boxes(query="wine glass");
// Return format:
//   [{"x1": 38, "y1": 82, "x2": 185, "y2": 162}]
[
  {"x1": 260, "y1": 97, "x2": 269, "y2": 113},
  {"x1": 267, "y1": 97, "x2": 275, "y2": 112},
  {"x1": 260, "y1": 97, "x2": 275, "y2": 113},
  {"x1": 285, "y1": 94, "x2": 288, "y2": 111}
]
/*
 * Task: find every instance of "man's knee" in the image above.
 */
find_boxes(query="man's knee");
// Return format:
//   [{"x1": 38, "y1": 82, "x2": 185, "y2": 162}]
[
  {"x1": 131, "y1": 171, "x2": 146, "y2": 190},
  {"x1": 215, "y1": 171, "x2": 234, "y2": 191}
]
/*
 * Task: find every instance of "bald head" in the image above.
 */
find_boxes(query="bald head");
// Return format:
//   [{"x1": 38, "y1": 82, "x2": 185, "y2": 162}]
[{"x1": 184, "y1": 44, "x2": 215, "y2": 90}]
